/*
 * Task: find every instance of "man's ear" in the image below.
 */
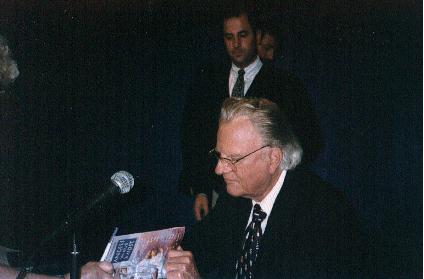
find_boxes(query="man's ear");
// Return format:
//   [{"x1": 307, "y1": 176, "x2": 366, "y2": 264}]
[{"x1": 268, "y1": 147, "x2": 283, "y2": 173}]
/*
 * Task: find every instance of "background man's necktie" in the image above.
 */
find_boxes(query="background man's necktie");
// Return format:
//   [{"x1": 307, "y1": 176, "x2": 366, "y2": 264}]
[
  {"x1": 235, "y1": 204, "x2": 267, "y2": 279},
  {"x1": 232, "y1": 69, "x2": 245, "y2": 97}
]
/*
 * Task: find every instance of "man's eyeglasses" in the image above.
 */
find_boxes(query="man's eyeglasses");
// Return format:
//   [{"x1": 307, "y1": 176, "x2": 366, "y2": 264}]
[{"x1": 209, "y1": 145, "x2": 270, "y2": 168}]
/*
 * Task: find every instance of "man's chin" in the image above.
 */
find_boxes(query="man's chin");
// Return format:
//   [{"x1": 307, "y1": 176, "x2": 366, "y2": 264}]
[
  {"x1": 226, "y1": 184, "x2": 241, "y2": 197},
  {"x1": 231, "y1": 56, "x2": 246, "y2": 67}
]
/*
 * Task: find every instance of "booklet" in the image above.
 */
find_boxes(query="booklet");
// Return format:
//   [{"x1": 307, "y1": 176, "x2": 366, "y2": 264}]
[{"x1": 101, "y1": 227, "x2": 185, "y2": 279}]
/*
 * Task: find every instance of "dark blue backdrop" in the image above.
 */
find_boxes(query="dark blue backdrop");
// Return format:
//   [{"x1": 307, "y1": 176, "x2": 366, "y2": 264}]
[{"x1": 0, "y1": 0, "x2": 421, "y2": 277}]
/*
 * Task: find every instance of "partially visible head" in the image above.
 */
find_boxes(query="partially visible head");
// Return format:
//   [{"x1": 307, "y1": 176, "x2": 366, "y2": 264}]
[
  {"x1": 214, "y1": 98, "x2": 302, "y2": 201},
  {"x1": 257, "y1": 27, "x2": 282, "y2": 61},
  {"x1": 0, "y1": 35, "x2": 19, "y2": 90},
  {"x1": 255, "y1": 12, "x2": 284, "y2": 62},
  {"x1": 222, "y1": 1, "x2": 260, "y2": 68}
]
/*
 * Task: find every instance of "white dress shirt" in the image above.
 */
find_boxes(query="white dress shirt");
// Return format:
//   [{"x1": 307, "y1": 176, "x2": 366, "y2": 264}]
[
  {"x1": 228, "y1": 56, "x2": 263, "y2": 96},
  {"x1": 246, "y1": 170, "x2": 287, "y2": 233}
]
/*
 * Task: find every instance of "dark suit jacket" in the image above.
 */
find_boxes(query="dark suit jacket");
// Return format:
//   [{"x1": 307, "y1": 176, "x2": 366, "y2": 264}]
[
  {"x1": 180, "y1": 60, "x2": 323, "y2": 197},
  {"x1": 182, "y1": 168, "x2": 367, "y2": 279}
]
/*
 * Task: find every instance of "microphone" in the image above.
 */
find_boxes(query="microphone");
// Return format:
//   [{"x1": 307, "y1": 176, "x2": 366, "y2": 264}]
[
  {"x1": 59, "y1": 170, "x2": 135, "y2": 229},
  {"x1": 82, "y1": 170, "x2": 135, "y2": 213},
  {"x1": 38, "y1": 170, "x2": 134, "y2": 239},
  {"x1": 111, "y1": 170, "x2": 135, "y2": 194},
  {"x1": 16, "y1": 171, "x2": 136, "y2": 279}
]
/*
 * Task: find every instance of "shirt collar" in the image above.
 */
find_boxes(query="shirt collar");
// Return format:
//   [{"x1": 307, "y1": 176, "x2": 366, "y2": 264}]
[
  {"x1": 252, "y1": 169, "x2": 287, "y2": 217},
  {"x1": 231, "y1": 56, "x2": 262, "y2": 78}
]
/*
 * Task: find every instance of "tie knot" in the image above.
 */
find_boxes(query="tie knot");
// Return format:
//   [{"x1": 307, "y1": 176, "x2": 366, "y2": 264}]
[
  {"x1": 238, "y1": 69, "x2": 245, "y2": 76},
  {"x1": 252, "y1": 204, "x2": 267, "y2": 223}
]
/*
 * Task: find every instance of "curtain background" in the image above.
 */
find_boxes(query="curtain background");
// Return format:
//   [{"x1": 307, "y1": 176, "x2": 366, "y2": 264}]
[{"x1": 0, "y1": 0, "x2": 421, "y2": 276}]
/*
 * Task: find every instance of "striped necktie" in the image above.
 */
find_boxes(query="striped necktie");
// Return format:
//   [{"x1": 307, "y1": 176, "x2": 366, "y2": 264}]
[
  {"x1": 235, "y1": 204, "x2": 267, "y2": 279},
  {"x1": 232, "y1": 69, "x2": 245, "y2": 97}
]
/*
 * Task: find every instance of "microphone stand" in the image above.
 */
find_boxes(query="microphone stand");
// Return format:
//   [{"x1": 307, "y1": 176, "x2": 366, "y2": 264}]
[
  {"x1": 16, "y1": 171, "x2": 134, "y2": 279},
  {"x1": 16, "y1": 186, "x2": 118, "y2": 279},
  {"x1": 70, "y1": 233, "x2": 79, "y2": 279},
  {"x1": 16, "y1": 213, "x2": 80, "y2": 279}
]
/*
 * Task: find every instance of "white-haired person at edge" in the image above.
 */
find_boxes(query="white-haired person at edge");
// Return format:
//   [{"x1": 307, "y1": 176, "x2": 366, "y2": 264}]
[
  {"x1": 0, "y1": 34, "x2": 19, "y2": 91},
  {"x1": 0, "y1": 34, "x2": 114, "y2": 279},
  {"x1": 0, "y1": 33, "x2": 21, "y2": 261}
]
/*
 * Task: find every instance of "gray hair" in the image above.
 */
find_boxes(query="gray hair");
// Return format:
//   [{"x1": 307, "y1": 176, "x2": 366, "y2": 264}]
[
  {"x1": 0, "y1": 35, "x2": 19, "y2": 89},
  {"x1": 220, "y1": 97, "x2": 303, "y2": 170}
]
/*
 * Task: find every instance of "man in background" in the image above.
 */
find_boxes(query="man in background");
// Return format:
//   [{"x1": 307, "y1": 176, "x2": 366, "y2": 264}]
[
  {"x1": 257, "y1": 20, "x2": 283, "y2": 62},
  {"x1": 180, "y1": 0, "x2": 322, "y2": 221}
]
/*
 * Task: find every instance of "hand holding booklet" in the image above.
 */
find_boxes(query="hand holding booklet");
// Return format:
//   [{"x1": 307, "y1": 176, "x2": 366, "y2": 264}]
[{"x1": 100, "y1": 227, "x2": 185, "y2": 279}]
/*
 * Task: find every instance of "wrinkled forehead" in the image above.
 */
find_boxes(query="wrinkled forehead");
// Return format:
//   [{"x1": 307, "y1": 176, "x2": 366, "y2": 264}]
[{"x1": 217, "y1": 116, "x2": 261, "y2": 153}]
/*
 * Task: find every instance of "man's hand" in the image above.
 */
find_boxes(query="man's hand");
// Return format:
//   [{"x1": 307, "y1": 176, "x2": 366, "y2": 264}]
[
  {"x1": 193, "y1": 194, "x2": 209, "y2": 221},
  {"x1": 64, "y1": 261, "x2": 114, "y2": 279},
  {"x1": 165, "y1": 246, "x2": 200, "y2": 279}
]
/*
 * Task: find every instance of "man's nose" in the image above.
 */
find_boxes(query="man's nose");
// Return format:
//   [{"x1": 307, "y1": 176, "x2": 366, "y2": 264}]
[
  {"x1": 233, "y1": 37, "x2": 240, "y2": 48},
  {"x1": 215, "y1": 159, "x2": 231, "y2": 175}
]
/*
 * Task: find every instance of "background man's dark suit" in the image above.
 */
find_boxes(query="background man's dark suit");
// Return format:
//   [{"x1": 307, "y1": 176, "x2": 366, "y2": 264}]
[
  {"x1": 182, "y1": 167, "x2": 366, "y2": 278},
  {"x1": 180, "y1": 61, "x2": 323, "y2": 197}
]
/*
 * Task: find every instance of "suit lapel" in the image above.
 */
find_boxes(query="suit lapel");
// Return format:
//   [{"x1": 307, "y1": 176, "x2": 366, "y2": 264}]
[
  {"x1": 245, "y1": 63, "x2": 276, "y2": 100},
  {"x1": 245, "y1": 64, "x2": 264, "y2": 98},
  {"x1": 219, "y1": 63, "x2": 231, "y2": 98},
  {"x1": 233, "y1": 196, "x2": 252, "y2": 250},
  {"x1": 218, "y1": 195, "x2": 251, "y2": 278},
  {"x1": 256, "y1": 170, "x2": 301, "y2": 276}
]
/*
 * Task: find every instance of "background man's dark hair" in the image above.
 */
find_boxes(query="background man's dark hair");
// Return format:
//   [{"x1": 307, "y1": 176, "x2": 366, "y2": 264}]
[
  {"x1": 221, "y1": 0, "x2": 258, "y2": 33},
  {"x1": 257, "y1": 17, "x2": 284, "y2": 59}
]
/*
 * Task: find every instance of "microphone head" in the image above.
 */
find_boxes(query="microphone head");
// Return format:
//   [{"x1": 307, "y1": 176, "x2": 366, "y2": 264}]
[{"x1": 111, "y1": 171, "x2": 134, "y2": 194}]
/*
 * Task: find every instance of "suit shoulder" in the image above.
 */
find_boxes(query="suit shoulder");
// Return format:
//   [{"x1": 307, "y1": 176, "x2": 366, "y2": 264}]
[
  {"x1": 287, "y1": 168, "x2": 351, "y2": 209},
  {"x1": 261, "y1": 62, "x2": 303, "y2": 82}
]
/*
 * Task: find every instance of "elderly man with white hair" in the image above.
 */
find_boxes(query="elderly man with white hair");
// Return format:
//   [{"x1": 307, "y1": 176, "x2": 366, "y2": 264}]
[{"x1": 167, "y1": 98, "x2": 366, "y2": 279}]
